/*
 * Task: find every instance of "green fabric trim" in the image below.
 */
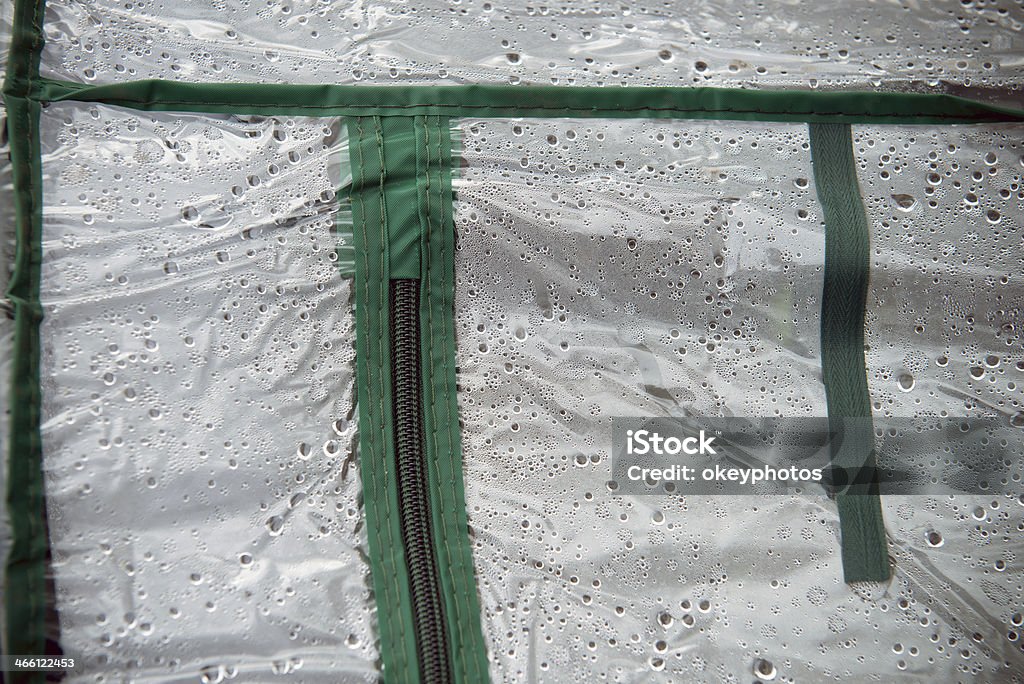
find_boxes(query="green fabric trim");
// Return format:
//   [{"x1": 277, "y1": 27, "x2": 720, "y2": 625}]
[
  {"x1": 34, "y1": 77, "x2": 1024, "y2": 124},
  {"x1": 4, "y1": 0, "x2": 44, "y2": 91},
  {"x1": 415, "y1": 116, "x2": 491, "y2": 684},
  {"x1": 347, "y1": 114, "x2": 490, "y2": 682},
  {"x1": 345, "y1": 116, "x2": 420, "y2": 684},
  {"x1": 2, "y1": 94, "x2": 47, "y2": 683},
  {"x1": 4, "y1": 0, "x2": 50, "y2": 678},
  {"x1": 809, "y1": 123, "x2": 891, "y2": 584},
  {"x1": 378, "y1": 118, "x2": 422, "y2": 279}
]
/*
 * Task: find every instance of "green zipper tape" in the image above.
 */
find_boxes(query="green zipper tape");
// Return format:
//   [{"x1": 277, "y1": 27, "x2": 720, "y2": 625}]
[
  {"x1": 809, "y1": 123, "x2": 891, "y2": 584},
  {"x1": 415, "y1": 115, "x2": 491, "y2": 684},
  {"x1": 346, "y1": 116, "x2": 421, "y2": 683},
  {"x1": 347, "y1": 115, "x2": 489, "y2": 682},
  {"x1": 33, "y1": 77, "x2": 1024, "y2": 124}
]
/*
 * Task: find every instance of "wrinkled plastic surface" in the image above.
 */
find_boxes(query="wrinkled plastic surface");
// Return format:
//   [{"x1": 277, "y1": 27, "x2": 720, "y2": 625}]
[
  {"x1": 38, "y1": 0, "x2": 1024, "y2": 103},
  {"x1": 856, "y1": 125, "x2": 1024, "y2": 677},
  {"x1": 452, "y1": 118, "x2": 1023, "y2": 682},
  {"x1": 858, "y1": 124, "x2": 1023, "y2": 421},
  {"x1": 37, "y1": 102, "x2": 376, "y2": 681},
  {"x1": 860, "y1": 124, "x2": 1024, "y2": 490}
]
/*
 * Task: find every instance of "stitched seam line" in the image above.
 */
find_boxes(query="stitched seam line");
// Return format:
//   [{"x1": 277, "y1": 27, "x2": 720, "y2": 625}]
[
  {"x1": 437, "y1": 117, "x2": 485, "y2": 683},
  {"x1": 422, "y1": 115, "x2": 474, "y2": 682},
  {"x1": 354, "y1": 116, "x2": 408, "y2": 680},
  {"x1": 372, "y1": 115, "x2": 413, "y2": 681},
  {"x1": 441, "y1": 116, "x2": 482, "y2": 682}
]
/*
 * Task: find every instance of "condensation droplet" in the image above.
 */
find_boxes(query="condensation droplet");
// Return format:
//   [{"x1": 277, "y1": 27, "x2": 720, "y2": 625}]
[
  {"x1": 754, "y1": 658, "x2": 777, "y2": 681},
  {"x1": 891, "y1": 194, "x2": 917, "y2": 212}
]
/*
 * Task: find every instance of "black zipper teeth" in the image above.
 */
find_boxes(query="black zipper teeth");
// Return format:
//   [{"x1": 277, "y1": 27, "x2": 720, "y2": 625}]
[{"x1": 390, "y1": 278, "x2": 452, "y2": 684}]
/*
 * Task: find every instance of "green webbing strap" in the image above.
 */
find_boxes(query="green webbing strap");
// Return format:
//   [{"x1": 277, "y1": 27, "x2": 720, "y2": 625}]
[
  {"x1": 809, "y1": 123, "x2": 891, "y2": 583},
  {"x1": 346, "y1": 116, "x2": 420, "y2": 684},
  {"x1": 346, "y1": 116, "x2": 490, "y2": 682},
  {"x1": 415, "y1": 116, "x2": 491, "y2": 683},
  {"x1": 4, "y1": 0, "x2": 49, "y2": 677}
]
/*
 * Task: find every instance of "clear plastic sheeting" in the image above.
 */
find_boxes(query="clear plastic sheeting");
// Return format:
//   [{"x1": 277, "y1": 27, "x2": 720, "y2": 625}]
[
  {"x1": 39, "y1": 0, "x2": 1024, "y2": 99},
  {"x1": 858, "y1": 124, "x2": 1024, "y2": 421},
  {"x1": 37, "y1": 103, "x2": 376, "y2": 681},
  {"x1": 0, "y1": 0, "x2": 10, "y2": 79},
  {"x1": 855, "y1": 123, "x2": 1024, "y2": 677},
  {"x1": 452, "y1": 117, "x2": 1023, "y2": 682},
  {"x1": 455, "y1": 119, "x2": 828, "y2": 683}
]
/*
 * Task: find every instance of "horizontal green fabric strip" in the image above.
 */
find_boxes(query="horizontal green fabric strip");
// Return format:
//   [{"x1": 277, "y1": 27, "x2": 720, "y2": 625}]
[{"x1": 34, "y1": 77, "x2": 1024, "y2": 124}]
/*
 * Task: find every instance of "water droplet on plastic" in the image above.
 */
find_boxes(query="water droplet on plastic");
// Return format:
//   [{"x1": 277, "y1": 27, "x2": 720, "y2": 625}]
[
  {"x1": 891, "y1": 194, "x2": 917, "y2": 211},
  {"x1": 754, "y1": 658, "x2": 777, "y2": 680},
  {"x1": 897, "y1": 373, "x2": 915, "y2": 392}
]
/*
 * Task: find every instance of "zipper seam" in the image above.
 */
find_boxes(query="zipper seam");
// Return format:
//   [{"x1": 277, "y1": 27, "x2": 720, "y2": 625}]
[{"x1": 391, "y1": 277, "x2": 453, "y2": 684}]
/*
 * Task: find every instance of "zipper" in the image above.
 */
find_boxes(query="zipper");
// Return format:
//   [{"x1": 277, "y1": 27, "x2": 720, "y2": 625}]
[{"x1": 390, "y1": 277, "x2": 452, "y2": 684}]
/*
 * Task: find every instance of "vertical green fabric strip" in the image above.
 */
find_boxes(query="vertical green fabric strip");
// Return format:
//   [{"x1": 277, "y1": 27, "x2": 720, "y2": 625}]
[
  {"x1": 808, "y1": 123, "x2": 891, "y2": 584},
  {"x1": 345, "y1": 116, "x2": 420, "y2": 684},
  {"x1": 4, "y1": 0, "x2": 49, "y2": 676},
  {"x1": 347, "y1": 114, "x2": 489, "y2": 682},
  {"x1": 415, "y1": 115, "x2": 491, "y2": 684}
]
